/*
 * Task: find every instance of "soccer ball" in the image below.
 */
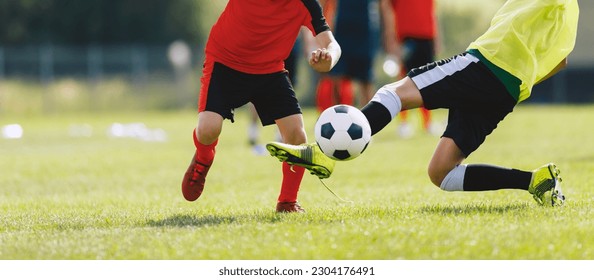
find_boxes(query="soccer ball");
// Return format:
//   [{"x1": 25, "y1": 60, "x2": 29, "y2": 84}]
[{"x1": 314, "y1": 105, "x2": 371, "y2": 161}]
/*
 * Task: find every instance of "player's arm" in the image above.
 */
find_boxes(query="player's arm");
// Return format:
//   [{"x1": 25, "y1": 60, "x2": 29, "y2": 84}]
[
  {"x1": 380, "y1": 0, "x2": 399, "y2": 57},
  {"x1": 535, "y1": 57, "x2": 568, "y2": 85},
  {"x1": 309, "y1": 30, "x2": 341, "y2": 73}
]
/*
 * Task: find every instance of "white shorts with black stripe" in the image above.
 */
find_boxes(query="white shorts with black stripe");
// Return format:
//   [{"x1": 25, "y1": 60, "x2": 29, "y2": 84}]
[{"x1": 408, "y1": 52, "x2": 517, "y2": 157}]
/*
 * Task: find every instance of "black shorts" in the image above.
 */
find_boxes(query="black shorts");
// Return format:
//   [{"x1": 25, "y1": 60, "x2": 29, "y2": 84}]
[
  {"x1": 401, "y1": 38, "x2": 435, "y2": 71},
  {"x1": 199, "y1": 58, "x2": 301, "y2": 126},
  {"x1": 408, "y1": 52, "x2": 517, "y2": 157}
]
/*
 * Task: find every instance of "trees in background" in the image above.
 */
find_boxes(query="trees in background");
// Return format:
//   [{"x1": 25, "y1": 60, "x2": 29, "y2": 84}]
[{"x1": 0, "y1": 0, "x2": 201, "y2": 45}]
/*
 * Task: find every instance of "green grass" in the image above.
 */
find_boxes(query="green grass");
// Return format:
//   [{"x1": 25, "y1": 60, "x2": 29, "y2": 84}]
[{"x1": 1, "y1": 105, "x2": 593, "y2": 260}]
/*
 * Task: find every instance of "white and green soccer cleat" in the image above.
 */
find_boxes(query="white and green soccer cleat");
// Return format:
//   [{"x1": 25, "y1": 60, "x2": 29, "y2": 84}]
[
  {"x1": 266, "y1": 142, "x2": 335, "y2": 179},
  {"x1": 528, "y1": 163, "x2": 565, "y2": 206}
]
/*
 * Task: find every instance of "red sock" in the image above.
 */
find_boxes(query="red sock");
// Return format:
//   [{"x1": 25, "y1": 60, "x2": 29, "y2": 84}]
[
  {"x1": 278, "y1": 162, "x2": 305, "y2": 203},
  {"x1": 193, "y1": 128, "x2": 217, "y2": 164},
  {"x1": 399, "y1": 109, "x2": 408, "y2": 121},
  {"x1": 316, "y1": 77, "x2": 333, "y2": 113},
  {"x1": 420, "y1": 107, "x2": 431, "y2": 130},
  {"x1": 339, "y1": 78, "x2": 354, "y2": 105}
]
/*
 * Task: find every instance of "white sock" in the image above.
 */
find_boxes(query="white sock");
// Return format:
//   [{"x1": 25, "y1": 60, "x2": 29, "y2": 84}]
[
  {"x1": 440, "y1": 164, "x2": 467, "y2": 192},
  {"x1": 248, "y1": 123, "x2": 259, "y2": 144},
  {"x1": 371, "y1": 86, "x2": 402, "y2": 120}
]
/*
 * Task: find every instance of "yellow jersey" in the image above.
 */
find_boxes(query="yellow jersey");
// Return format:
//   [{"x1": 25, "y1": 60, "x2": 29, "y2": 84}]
[{"x1": 468, "y1": 0, "x2": 579, "y2": 102}]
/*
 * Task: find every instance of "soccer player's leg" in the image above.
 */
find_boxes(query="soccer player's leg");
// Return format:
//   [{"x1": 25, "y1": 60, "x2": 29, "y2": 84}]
[
  {"x1": 272, "y1": 114, "x2": 308, "y2": 212},
  {"x1": 428, "y1": 137, "x2": 467, "y2": 188},
  {"x1": 440, "y1": 160, "x2": 565, "y2": 206},
  {"x1": 430, "y1": 136, "x2": 535, "y2": 196},
  {"x1": 430, "y1": 109, "x2": 543, "y2": 203},
  {"x1": 361, "y1": 77, "x2": 422, "y2": 136},
  {"x1": 182, "y1": 57, "x2": 231, "y2": 202},
  {"x1": 434, "y1": 124, "x2": 564, "y2": 206},
  {"x1": 257, "y1": 73, "x2": 311, "y2": 212},
  {"x1": 271, "y1": 114, "x2": 334, "y2": 178},
  {"x1": 182, "y1": 111, "x2": 222, "y2": 201}
]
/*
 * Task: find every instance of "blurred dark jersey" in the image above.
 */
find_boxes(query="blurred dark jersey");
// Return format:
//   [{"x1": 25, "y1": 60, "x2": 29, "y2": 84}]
[{"x1": 333, "y1": 0, "x2": 380, "y2": 58}]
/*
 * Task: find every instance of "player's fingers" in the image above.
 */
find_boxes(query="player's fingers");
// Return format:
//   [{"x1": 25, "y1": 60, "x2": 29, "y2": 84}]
[
  {"x1": 310, "y1": 50, "x2": 320, "y2": 62},
  {"x1": 317, "y1": 48, "x2": 330, "y2": 60},
  {"x1": 319, "y1": 48, "x2": 328, "y2": 60},
  {"x1": 322, "y1": 50, "x2": 331, "y2": 60},
  {"x1": 311, "y1": 48, "x2": 329, "y2": 63}
]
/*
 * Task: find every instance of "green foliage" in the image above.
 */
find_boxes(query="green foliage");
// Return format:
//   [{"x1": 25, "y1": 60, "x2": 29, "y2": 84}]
[
  {"x1": 436, "y1": 0, "x2": 506, "y2": 57},
  {"x1": 0, "y1": 0, "x2": 202, "y2": 45},
  {"x1": 1, "y1": 107, "x2": 593, "y2": 259},
  {"x1": 195, "y1": 1, "x2": 226, "y2": 45}
]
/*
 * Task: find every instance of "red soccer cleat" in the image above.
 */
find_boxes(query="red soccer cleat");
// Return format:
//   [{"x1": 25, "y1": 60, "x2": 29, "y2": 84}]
[
  {"x1": 276, "y1": 201, "x2": 305, "y2": 213},
  {"x1": 181, "y1": 154, "x2": 212, "y2": 201}
]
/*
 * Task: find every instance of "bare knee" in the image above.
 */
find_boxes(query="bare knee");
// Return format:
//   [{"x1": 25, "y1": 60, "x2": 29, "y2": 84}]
[
  {"x1": 427, "y1": 137, "x2": 466, "y2": 187},
  {"x1": 280, "y1": 127, "x2": 306, "y2": 145},
  {"x1": 428, "y1": 165, "x2": 448, "y2": 187},
  {"x1": 428, "y1": 160, "x2": 461, "y2": 188},
  {"x1": 275, "y1": 114, "x2": 307, "y2": 145},
  {"x1": 196, "y1": 112, "x2": 223, "y2": 144},
  {"x1": 196, "y1": 124, "x2": 220, "y2": 144}
]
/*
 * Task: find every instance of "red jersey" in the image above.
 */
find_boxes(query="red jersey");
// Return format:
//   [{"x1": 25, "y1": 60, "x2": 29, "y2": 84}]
[
  {"x1": 391, "y1": 0, "x2": 437, "y2": 41},
  {"x1": 205, "y1": 0, "x2": 329, "y2": 74}
]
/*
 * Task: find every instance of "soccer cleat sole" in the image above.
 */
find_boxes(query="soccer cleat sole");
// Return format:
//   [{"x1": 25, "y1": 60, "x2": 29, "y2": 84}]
[
  {"x1": 551, "y1": 180, "x2": 565, "y2": 206},
  {"x1": 550, "y1": 166, "x2": 565, "y2": 206},
  {"x1": 266, "y1": 144, "x2": 332, "y2": 179}
]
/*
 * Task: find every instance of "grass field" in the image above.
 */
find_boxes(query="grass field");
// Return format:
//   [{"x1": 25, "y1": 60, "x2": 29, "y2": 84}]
[{"x1": 1, "y1": 105, "x2": 593, "y2": 260}]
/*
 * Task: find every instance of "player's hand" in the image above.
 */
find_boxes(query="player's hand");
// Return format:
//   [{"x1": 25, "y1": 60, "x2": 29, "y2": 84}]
[{"x1": 309, "y1": 48, "x2": 333, "y2": 73}]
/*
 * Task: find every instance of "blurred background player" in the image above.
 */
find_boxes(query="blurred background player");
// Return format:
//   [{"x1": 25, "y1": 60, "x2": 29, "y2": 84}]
[
  {"x1": 381, "y1": 0, "x2": 440, "y2": 138},
  {"x1": 182, "y1": 0, "x2": 341, "y2": 213},
  {"x1": 320, "y1": 0, "x2": 381, "y2": 110},
  {"x1": 247, "y1": 102, "x2": 266, "y2": 155}
]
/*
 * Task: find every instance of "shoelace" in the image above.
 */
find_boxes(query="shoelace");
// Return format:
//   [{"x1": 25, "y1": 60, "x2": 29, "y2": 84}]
[
  {"x1": 190, "y1": 161, "x2": 209, "y2": 182},
  {"x1": 318, "y1": 178, "x2": 353, "y2": 204}
]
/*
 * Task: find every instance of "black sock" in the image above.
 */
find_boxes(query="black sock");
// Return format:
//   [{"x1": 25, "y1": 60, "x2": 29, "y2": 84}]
[
  {"x1": 463, "y1": 164, "x2": 532, "y2": 191},
  {"x1": 361, "y1": 101, "x2": 392, "y2": 136}
]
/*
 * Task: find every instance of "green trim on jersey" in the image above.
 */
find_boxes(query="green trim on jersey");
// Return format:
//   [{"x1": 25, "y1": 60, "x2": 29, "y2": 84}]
[{"x1": 468, "y1": 49, "x2": 521, "y2": 102}]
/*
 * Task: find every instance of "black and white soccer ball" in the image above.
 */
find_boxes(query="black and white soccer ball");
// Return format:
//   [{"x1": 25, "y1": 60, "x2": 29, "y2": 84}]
[{"x1": 314, "y1": 105, "x2": 371, "y2": 161}]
